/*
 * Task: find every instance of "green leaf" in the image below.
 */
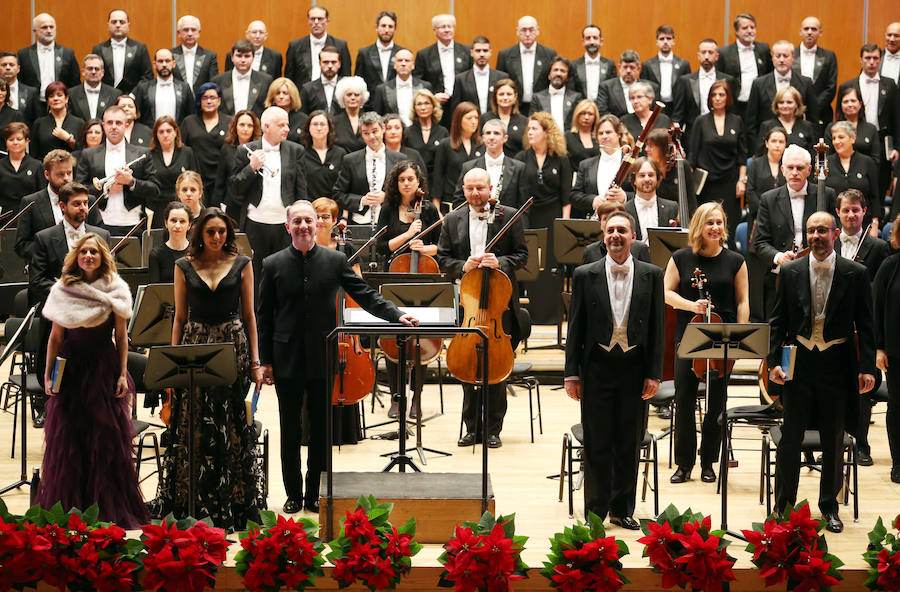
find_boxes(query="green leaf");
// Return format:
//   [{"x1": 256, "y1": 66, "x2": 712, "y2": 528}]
[
  {"x1": 398, "y1": 516, "x2": 417, "y2": 535},
  {"x1": 82, "y1": 504, "x2": 100, "y2": 526},
  {"x1": 260, "y1": 509, "x2": 277, "y2": 528},
  {"x1": 477, "y1": 510, "x2": 496, "y2": 533},
  {"x1": 500, "y1": 514, "x2": 517, "y2": 538}
]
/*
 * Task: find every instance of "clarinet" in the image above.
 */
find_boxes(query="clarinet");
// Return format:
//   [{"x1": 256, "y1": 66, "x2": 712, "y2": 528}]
[{"x1": 369, "y1": 157, "x2": 378, "y2": 233}]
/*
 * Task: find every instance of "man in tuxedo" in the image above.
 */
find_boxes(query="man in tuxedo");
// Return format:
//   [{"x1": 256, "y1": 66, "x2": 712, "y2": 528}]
[
  {"x1": 597, "y1": 51, "x2": 658, "y2": 118},
  {"x1": 565, "y1": 210, "x2": 664, "y2": 527},
  {"x1": 131, "y1": 49, "x2": 194, "y2": 126},
  {"x1": 571, "y1": 24, "x2": 617, "y2": 101},
  {"x1": 332, "y1": 112, "x2": 407, "y2": 224},
  {"x1": 0, "y1": 52, "x2": 41, "y2": 126},
  {"x1": 570, "y1": 118, "x2": 629, "y2": 218},
  {"x1": 448, "y1": 37, "x2": 507, "y2": 117},
  {"x1": 355, "y1": 11, "x2": 404, "y2": 94},
  {"x1": 285, "y1": 6, "x2": 352, "y2": 88},
  {"x1": 530, "y1": 57, "x2": 583, "y2": 131},
  {"x1": 299, "y1": 46, "x2": 343, "y2": 115},
  {"x1": 641, "y1": 25, "x2": 691, "y2": 110},
  {"x1": 68, "y1": 55, "x2": 119, "y2": 121},
  {"x1": 768, "y1": 210, "x2": 875, "y2": 532},
  {"x1": 496, "y1": 16, "x2": 557, "y2": 113},
  {"x1": 75, "y1": 105, "x2": 159, "y2": 235},
  {"x1": 17, "y1": 13, "x2": 80, "y2": 99},
  {"x1": 581, "y1": 202, "x2": 651, "y2": 264},
  {"x1": 257, "y1": 199, "x2": 416, "y2": 514},
  {"x1": 437, "y1": 168, "x2": 529, "y2": 448},
  {"x1": 752, "y1": 144, "x2": 836, "y2": 321},
  {"x1": 452, "y1": 119, "x2": 526, "y2": 208},
  {"x1": 717, "y1": 13, "x2": 773, "y2": 118},
  {"x1": 16, "y1": 150, "x2": 102, "y2": 262},
  {"x1": 231, "y1": 106, "x2": 307, "y2": 277},
  {"x1": 92, "y1": 9, "x2": 153, "y2": 94},
  {"x1": 372, "y1": 50, "x2": 430, "y2": 123},
  {"x1": 171, "y1": 15, "x2": 219, "y2": 94},
  {"x1": 671, "y1": 39, "x2": 737, "y2": 132},
  {"x1": 213, "y1": 40, "x2": 272, "y2": 117},
  {"x1": 881, "y1": 22, "x2": 900, "y2": 86},
  {"x1": 226, "y1": 20, "x2": 282, "y2": 77},
  {"x1": 623, "y1": 157, "x2": 678, "y2": 243},
  {"x1": 794, "y1": 17, "x2": 838, "y2": 128},
  {"x1": 413, "y1": 14, "x2": 472, "y2": 112},
  {"x1": 745, "y1": 41, "x2": 816, "y2": 147}
]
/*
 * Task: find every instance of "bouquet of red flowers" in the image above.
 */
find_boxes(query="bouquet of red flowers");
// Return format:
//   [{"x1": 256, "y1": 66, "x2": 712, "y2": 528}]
[
  {"x1": 0, "y1": 500, "x2": 142, "y2": 592},
  {"x1": 741, "y1": 500, "x2": 843, "y2": 591},
  {"x1": 438, "y1": 511, "x2": 529, "y2": 592},
  {"x1": 863, "y1": 513, "x2": 900, "y2": 591},
  {"x1": 326, "y1": 495, "x2": 422, "y2": 591},
  {"x1": 541, "y1": 511, "x2": 629, "y2": 592},
  {"x1": 235, "y1": 510, "x2": 325, "y2": 592},
  {"x1": 139, "y1": 515, "x2": 228, "y2": 592},
  {"x1": 638, "y1": 504, "x2": 736, "y2": 592}
]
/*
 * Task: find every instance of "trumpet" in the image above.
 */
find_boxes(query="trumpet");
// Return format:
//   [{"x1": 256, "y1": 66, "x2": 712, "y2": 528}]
[
  {"x1": 243, "y1": 144, "x2": 279, "y2": 178},
  {"x1": 92, "y1": 153, "x2": 148, "y2": 194}
]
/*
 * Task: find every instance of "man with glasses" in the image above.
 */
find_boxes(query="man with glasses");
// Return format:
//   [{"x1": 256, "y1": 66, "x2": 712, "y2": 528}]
[
  {"x1": 496, "y1": 16, "x2": 557, "y2": 113},
  {"x1": 68, "y1": 54, "x2": 119, "y2": 121},
  {"x1": 226, "y1": 21, "x2": 282, "y2": 76},
  {"x1": 285, "y1": 6, "x2": 351, "y2": 87}
]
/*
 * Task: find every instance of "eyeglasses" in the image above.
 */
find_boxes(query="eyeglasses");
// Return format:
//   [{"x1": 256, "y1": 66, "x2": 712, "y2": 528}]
[
  {"x1": 806, "y1": 226, "x2": 835, "y2": 235},
  {"x1": 536, "y1": 169, "x2": 544, "y2": 185}
]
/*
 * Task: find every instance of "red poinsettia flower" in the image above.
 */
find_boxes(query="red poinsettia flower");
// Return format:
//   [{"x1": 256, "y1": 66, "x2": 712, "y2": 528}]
[
  {"x1": 141, "y1": 521, "x2": 179, "y2": 553},
  {"x1": 791, "y1": 554, "x2": 839, "y2": 592},
  {"x1": 788, "y1": 504, "x2": 820, "y2": 545},
  {"x1": 876, "y1": 548, "x2": 900, "y2": 592},
  {"x1": 550, "y1": 564, "x2": 589, "y2": 592},
  {"x1": 187, "y1": 521, "x2": 228, "y2": 565},
  {"x1": 343, "y1": 508, "x2": 377, "y2": 543},
  {"x1": 243, "y1": 559, "x2": 278, "y2": 591},
  {"x1": 93, "y1": 559, "x2": 137, "y2": 592}
]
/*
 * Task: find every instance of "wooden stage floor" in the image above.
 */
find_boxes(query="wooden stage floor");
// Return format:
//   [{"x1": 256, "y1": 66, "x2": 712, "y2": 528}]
[{"x1": 0, "y1": 324, "x2": 896, "y2": 570}]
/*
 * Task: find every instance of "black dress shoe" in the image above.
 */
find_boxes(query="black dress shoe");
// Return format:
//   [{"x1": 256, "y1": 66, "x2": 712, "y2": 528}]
[
  {"x1": 387, "y1": 401, "x2": 399, "y2": 419},
  {"x1": 32, "y1": 413, "x2": 46, "y2": 428},
  {"x1": 458, "y1": 433, "x2": 477, "y2": 447},
  {"x1": 858, "y1": 451, "x2": 874, "y2": 466},
  {"x1": 700, "y1": 466, "x2": 717, "y2": 483},
  {"x1": 304, "y1": 499, "x2": 320, "y2": 513},
  {"x1": 891, "y1": 467, "x2": 900, "y2": 483},
  {"x1": 283, "y1": 498, "x2": 301, "y2": 514},
  {"x1": 670, "y1": 467, "x2": 691, "y2": 483},
  {"x1": 823, "y1": 513, "x2": 843, "y2": 533},
  {"x1": 487, "y1": 435, "x2": 502, "y2": 448},
  {"x1": 609, "y1": 516, "x2": 640, "y2": 530}
]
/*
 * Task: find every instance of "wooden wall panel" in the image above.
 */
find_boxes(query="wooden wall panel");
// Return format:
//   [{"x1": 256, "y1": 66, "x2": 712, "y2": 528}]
[
  {"x1": 7, "y1": 1, "x2": 32, "y2": 53},
  {"x1": 867, "y1": 0, "x2": 899, "y2": 45}
]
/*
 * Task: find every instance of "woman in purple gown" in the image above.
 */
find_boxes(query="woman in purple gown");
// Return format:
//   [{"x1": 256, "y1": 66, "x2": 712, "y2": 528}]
[{"x1": 37, "y1": 233, "x2": 148, "y2": 528}]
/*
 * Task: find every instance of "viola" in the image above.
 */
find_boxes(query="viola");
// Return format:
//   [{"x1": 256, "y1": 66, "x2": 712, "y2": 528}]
[{"x1": 689, "y1": 268, "x2": 734, "y2": 379}]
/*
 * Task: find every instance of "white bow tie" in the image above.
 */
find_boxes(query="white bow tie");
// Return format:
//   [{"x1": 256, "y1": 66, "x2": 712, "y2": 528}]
[
  {"x1": 469, "y1": 211, "x2": 488, "y2": 221},
  {"x1": 521, "y1": 47, "x2": 535, "y2": 55},
  {"x1": 600, "y1": 151, "x2": 619, "y2": 162},
  {"x1": 235, "y1": 73, "x2": 251, "y2": 81},
  {"x1": 39, "y1": 45, "x2": 53, "y2": 53},
  {"x1": 865, "y1": 77, "x2": 880, "y2": 84},
  {"x1": 368, "y1": 152, "x2": 384, "y2": 160},
  {"x1": 811, "y1": 259, "x2": 830, "y2": 272},
  {"x1": 610, "y1": 263, "x2": 630, "y2": 276},
  {"x1": 658, "y1": 56, "x2": 673, "y2": 63},
  {"x1": 263, "y1": 146, "x2": 280, "y2": 153},
  {"x1": 636, "y1": 198, "x2": 655, "y2": 209},
  {"x1": 840, "y1": 234, "x2": 859, "y2": 245},
  {"x1": 802, "y1": 48, "x2": 817, "y2": 55},
  {"x1": 439, "y1": 45, "x2": 453, "y2": 54},
  {"x1": 85, "y1": 86, "x2": 100, "y2": 94},
  {"x1": 548, "y1": 87, "x2": 565, "y2": 96},
  {"x1": 158, "y1": 79, "x2": 173, "y2": 87},
  {"x1": 111, "y1": 41, "x2": 126, "y2": 49},
  {"x1": 790, "y1": 189, "x2": 807, "y2": 198},
  {"x1": 776, "y1": 76, "x2": 792, "y2": 85},
  {"x1": 700, "y1": 71, "x2": 715, "y2": 80},
  {"x1": 739, "y1": 44, "x2": 754, "y2": 52}
]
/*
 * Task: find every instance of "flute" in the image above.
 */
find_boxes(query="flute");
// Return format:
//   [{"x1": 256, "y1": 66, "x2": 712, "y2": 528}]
[{"x1": 243, "y1": 144, "x2": 279, "y2": 177}]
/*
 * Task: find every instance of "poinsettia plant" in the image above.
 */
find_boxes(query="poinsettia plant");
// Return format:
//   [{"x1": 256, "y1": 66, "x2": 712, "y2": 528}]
[
  {"x1": 741, "y1": 500, "x2": 843, "y2": 591},
  {"x1": 235, "y1": 510, "x2": 325, "y2": 592},
  {"x1": 863, "y1": 512, "x2": 900, "y2": 591},
  {"x1": 638, "y1": 504, "x2": 736, "y2": 592},
  {"x1": 326, "y1": 494, "x2": 422, "y2": 591},
  {"x1": 541, "y1": 511, "x2": 629, "y2": 592},
  {"x1": 139, "y1": 514, "x2": 228, "y2": 592},
  {"x1": 0, "y1": 499, "x2": 143, "y2": 592},
  {"x1": 437, "y1": 510, "x2": 529, "y2": 592}
]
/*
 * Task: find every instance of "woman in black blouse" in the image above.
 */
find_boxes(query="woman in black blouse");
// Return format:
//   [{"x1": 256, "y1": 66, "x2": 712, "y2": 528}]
[
  {"x1": 756, "y1": 86, "x2": 815, "y2": 158},
  {"x1": 645, "y1": 128, "x2": 695, "y2": 205},
  {"x1": 566, "y1": 98, "x2": 600, "y2": 171},
  {"x1": 825, "y1": 87, "x2": 881, "y2": 163},
  {"x1": 149, "y1": 201, "x2": 192, "y2": 282},
  {"x1": 0, "y1": 122, "x2": 44, "y2": 215},
  {"x1": 874, "y1": 219, "x2": 900, "y2": 483},
  {"x1": 300, "y1": 110, "x2": 345, "y2": 199},
  {"x1": 431, "y1": 102, "x2": 483, "y2": 209},
  {"x1": 114, "y1": 94, "x2": 152, "y2": 147},
  {"x1": 264, "y1": 77, "x2": 307, "y2": 144},
  {"x1": 181, "y1": 83, "x2": 233, "y2": 198},
  {"x1": 149, "y1": 115, "x2": 200, "y2": 228},
  {"x1": 826, "y1": 120, "x2": 882, "y2": 227},
  {"x1": 665, "y1": 202, "x2": 748, "y2": 484},
  {"x1": 30, "y1": 82, "x2": 84, "y2": 160},
  {"x1": 485, "y1": 79, "x2": 527, "y2": 157},
  {"x1": 382, "y1": 114, "x2": 426, "y2": 173},
  {"x1": 516, "y1": 111, "x2": 571, "y2": 324},
  {"x1": 688, "y1": 80, "x2": 747, "y2": 248},
  {"x1": 216, "y1": 109, "x2": 261, "y2": 223},
  {"x1": 0, "y1": 81, "x2": 25, "y2": 151},
  {"x1": 620, "y1": 81, "x2": 671, "y2": 146},
  {"x1": 333, "y1": 76, "x2": 368, "y2": 153},
  {"x1": 403, "y1": 90, "x2": 448, "y2": 181},
  {"x1": 71, "y1": 118, "x2": 104, "y2": 165}
]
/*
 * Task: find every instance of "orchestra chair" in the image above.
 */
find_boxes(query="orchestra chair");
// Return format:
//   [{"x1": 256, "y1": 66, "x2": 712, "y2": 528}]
[
  {"x1": 1, "y1": 309, "x2": 44, "y2": 451},
  {"x1": 735, "y1": 221, "x2": 749, "y2": 257},
  {"x1": 127, "y1": 351, "x2": 163, "y2": 484}
]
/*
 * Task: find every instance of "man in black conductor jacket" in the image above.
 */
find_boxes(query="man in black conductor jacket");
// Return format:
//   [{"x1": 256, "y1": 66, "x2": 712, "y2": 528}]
[
  {"x1": 257, "y1": 200, "x2": 417, "y2": 515},
  {"x1": 565, "y1": 210, "x2": 664, "y2": 528}
]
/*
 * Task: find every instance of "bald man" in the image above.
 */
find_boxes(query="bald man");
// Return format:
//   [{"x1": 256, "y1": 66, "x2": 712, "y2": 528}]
[
  {"x1": 496, "y1": 16, "x2": 557, "y2": 112},
  {"x1": 355, "y1": 11, "x2": 406, "y2": 92},
  {"x1": 226, "y1": 20, "x2": 283, "y2": 76},
  {"x1": 17, "y1": 13, "x2": 80, "y2": 97},
  {"x1": 792, "y1": 17, "x2": 837, "y2": 127},
  {"x1": 131, "y1": 48, "x2": 194, "y2": 126},
  {"x1": 171, "y1": 15, "x2": 219, "y2": 92},
  {"x1": 92, "y1": 9, "x2": 153, "y2": 93},
  {"x1": 372, "y1": 49, "x2": 431, "y2": 121},
  {"x1": 881, "y1": 22, "x2": 900, "y2": 85}
]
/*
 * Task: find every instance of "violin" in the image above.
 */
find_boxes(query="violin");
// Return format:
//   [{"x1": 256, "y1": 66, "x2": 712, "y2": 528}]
[
  {"x1": 446, "y1": 197, "x2": 533, "y2": 385},
  {"x1": 689, "y1": 268, "x2": 734, "y2": 379}
]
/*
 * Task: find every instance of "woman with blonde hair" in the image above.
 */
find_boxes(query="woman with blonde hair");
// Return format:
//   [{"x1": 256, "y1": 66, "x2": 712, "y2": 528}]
[
  {"x1": 176, "y1": 170, "x2": 205, "y2": 219},
  {"x1": 265, "y1": 77, "x2": 307, "y2": 143},
  {"x1": 566, "y1": 98, "x2": 601, "y2": 170},
  {"x1": 664, "y1": 202, "x2": 748, "y2": 484},
  {"x1": 404, "y1": 89, "x2": 448, "y2": 180}
]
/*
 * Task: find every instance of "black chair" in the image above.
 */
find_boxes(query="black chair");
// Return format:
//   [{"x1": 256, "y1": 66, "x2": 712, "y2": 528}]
[
  {"x1": 1, "y1": 315, "x2": 44, "y2": 454},
  {"x1": 650, "y1": 380, "x2": 675, "y2": 466},
  {"x1": 719, "y1": 402, "x2": 783, "y2": 503},
  {"x1": 127, "y1": 351, "x2": 163, "y2": 483}
]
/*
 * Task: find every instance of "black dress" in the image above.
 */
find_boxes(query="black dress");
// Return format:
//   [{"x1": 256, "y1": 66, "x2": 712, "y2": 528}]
[
  {"x1": 825, "y1": 151, "x2": 882, "y2": 220},
  {"x1": 565, "y1": 131, "x2": 600, "y2": 171},
  {"x1": 127, "y1": 122, "x2": 153, "y2": 148},
  {"x1": 621, "y1": 112, "x2": 672, "y2": 147},
  {"x1": 0, "y1": 105, "x2": 24, "y2": 150},
  {"x1": 432, "y1": 138, "x2": 483, "y2": 203},
  {"x1": 151, "y1": 255, "x2": 265, "y2": 530},
  {"x1": 148, "y1": 147, "x2": 201, "y2": 227},
  {"x1": 333, "y1": 111, "x2": 365, "y2": 153},
  {"x1": 825, "y1": 120, "x2": 881, "y2": 163},
  {"x1": 301, "y1": 144, "x2": 346, "y2": 198},
  {"x1": 485, "y1": 112, "x2": 527, "y2": 157},
  {"x1": 148, "y1": 243, "x2": 187, "y2": 283},
  {"x1": 29, "y1": 113, "x2": 85, "y2": 160},
  {"x1": 181, "y1": 113, "x2": 233, "y2": 197},
  {"x1": 0, "y1": 155, "x2": 45, "y2": 214},
  {"x1": 403, "y1": 122, "x2": 448, "y2": 180},
  {"x1": 757, "y1": 118, "x2": 816, "y2": 158},
  {"x1": 286, "y1": 110, "x2": 309, "y2": 144}
]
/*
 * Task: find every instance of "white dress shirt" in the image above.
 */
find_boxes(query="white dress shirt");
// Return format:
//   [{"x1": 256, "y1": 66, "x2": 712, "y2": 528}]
[
  {"x1": 584, "y1": 54, "x2": 601, "y2": 100},
  {"x1": 882, "y1": 50, "x2": 900, "y2": 85},
  {"x1": 154, "y1": 78, "x2": 177, "y2": 121},
  {"x1": 47, "y1": 186, "x2": 63, "y2": 225},
  {"x1": 252, "y1": 47, "x2": 264, "y2": 71},
  {"x1": 737, "y1": 42, "x2": 758, "y2": 102},
  {"x1": 775, "y1": 71, "x2": 792, "y2": 92},
  {"x1": 181, "y1": 45, "x2": 197, "y2": 89},
  {"x1": 658, "y1": 53, "x2": 674, "y2": 101},
  {"x1": 596, "y1": 149, "x2": 622, "y2": 196},
  {"x1": 788, "y1": 184, "x2": 808, "y2": 250},
  {"x1": 395, "y1": 77, "x2": 414, "y2": 126},
  {"x1": 839, "y1": 230, "x2": 862, "y2": 259},
  {"x1": 322, "y1": 77, "x2": 337, "y2": 110},
  {"x1": 112, "y1": 38, "x2": 128, "y2": 87},
  {"x1": 484, "y1": 152, "x2": 504, "y2": 199},
  {"x1": 619, "y1": 78, "x2": 635, "y2": 113},
  {"x1": 37, "y1": 42, "x2": 56, "y2": 99},
  {"x1": 548, "y1": 86, "x2": 566, "y2": 131},
  {"x1": 438, "y1": 41, "x2": 456, "y2": 95},
  {"x1": 698, "y1": 69, "x2": 716, "y2": 115},
  {"x1": 232, "y1": 70, "x2": 251, "y2": 113},
  {"x1": 101, "y1": 140, "x2": 141, "y2": 226},
  {"x1": 8, "y1": 81, "x2": 19, "y2": 111},
  {"x1": 799, "y1": 46, "x2": 817, "y2": 80},
  {"x1": 310, "y1": 35, "x2": 326, "y2": 81},
  {"x1": 351, "y1": 146, "x2": 386, "y2": 223},
  {"x1": 247, "y1": 138, "x2": 286, "y2": 224},
  {"x1": 859, "y1": 73, "x2": 881, "y2": 128},
  {"x1": 602, "y1": 255, "x2": 636, "y2": 352},
  {"x1": 473, "y1": 66, "x2": 491, "y2": 114},
  {"x1": 84, "y1": 83, "x2": 102, "y2": 118},
  {"x1": 808, "y1": 250, "x2": 836, "y2": 318},
  {"x1": 468, "y1": 206, "x2": 488, "y2": 256},
  {"x1": 63, "y1": 218, "x2": 86, "y2": 250},
  {"x1": 634, "y1": 196, "x2": 659, "y2": 244},
  {"x1": 377, "y1": 42, "x2": 394, "y2": 81},
  {"x1": 520, "y1": 43, "x2": 537, "y2": 103}
]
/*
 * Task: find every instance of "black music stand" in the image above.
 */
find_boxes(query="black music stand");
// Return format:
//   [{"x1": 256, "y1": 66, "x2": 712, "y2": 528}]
[
  {"x1": 111, "y1": 236, "x2": 141, "y2": 268},
  {"x1": 648, "y1": 228, "x2": 689, "y2": 270},
  {"x1": 516, "y1": 229, "x2": 546, "y2": 284},
  {"x1": 144, "y1": 344, "x2": 237, "y2": 518},
  {"x1": 552, "y1": 219, "x2": 604, "y2": 349},
  {"x1": 678, "y1": 322, "x2": 770, "y2": 536},
  {"x1": 0, "y1": 232, "x2": 28, "y2": 282},
  {"x1": 0, "y1": 305, "x2": 38, "y2": 496},
  {"x1": 128, "y1": 284, "x2": 175, "y2": 346}
]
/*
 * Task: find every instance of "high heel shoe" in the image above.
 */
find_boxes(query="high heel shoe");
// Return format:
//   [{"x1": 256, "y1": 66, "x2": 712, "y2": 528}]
[
  {"x1": 700, "y1": 465, "x2": 716, "y2": 483},
  {"x1": 670, "y1": 467, "x2": 691, "y2": 483}
]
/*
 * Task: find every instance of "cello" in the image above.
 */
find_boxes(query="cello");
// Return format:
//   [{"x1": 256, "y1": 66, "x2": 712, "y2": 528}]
[{"x1": 446, "y1": 197, "x2": 534, "y2": 385}]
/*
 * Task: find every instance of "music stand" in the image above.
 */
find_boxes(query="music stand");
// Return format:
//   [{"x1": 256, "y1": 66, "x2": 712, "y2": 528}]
[
  {"x1": 111, "y1": 236, "x2": 141, "y2": 268},
  {"x1": 140, "y1": 228, "x2": 166, "y2": 267},
  {"x1": 118, "y1": 267, "x2": 150, "y2": 296},
  {"x1": 128, "y1": 284, "x2": 175, "y2": 346},
  {"x1": 516, "y1": 228, "x2": 546, "y2": 283},
  {"x1": 648, "y1": 228, "x2": 689, "y2": 270},
  {"x1": 235, "y1": 233, "x2": 253, "y2": 258},
  {"x1": 144, "y1": 343, "x2": 237, "y2": 517},
  {"x1": 553, "y1": 219, "x2": 603, "y2": 265},
  {"x1": 0, "y1": 305, "x2": 38, "y2": 495},
  {"x1": 678, "y1": 322, "x2": 770, "y2": 535},
  {"x1": 0, "y1": 232, "x2": 28, "y2": 282}
]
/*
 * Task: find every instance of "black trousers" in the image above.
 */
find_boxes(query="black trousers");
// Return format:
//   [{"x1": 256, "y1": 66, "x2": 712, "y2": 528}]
[
  {"x1": 887, "y1": 357, "x2": 900, "y2": 469},
  {"x1": 461, "y1": 381, "x2": 508, "y2": 437},
  {"x1": 775, "y1": 345, "x2": 852, "y2": 515},
  {"x1": 673, "y1": 353, "x2": 727, "y2": 470},
  {"x1": 850, "y1": 373, "x2": 882, "y2": 454},
  {"x1": 244, "y1": 219, "x2": 290, "y2": 284},
  {"x1": 274, "y1": 376, "x2": 327, "y2": 505},
  {"x1": 581, "y1": 345, "x2": 645, "y2": 520}
]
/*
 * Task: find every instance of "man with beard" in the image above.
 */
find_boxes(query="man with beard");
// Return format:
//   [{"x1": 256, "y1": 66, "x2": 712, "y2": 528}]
[
  {"x1": 565, "y1": 209, "x2": 664, "y2": 528},
  {"x1": 671, "y1": 39, "x2": 737, "y2": 132},
  {"x1": 597, "y1": 50, "x2": 658, "y2": 118},
  {"x1": 131, "y1": 48, "x2": 194, "y2": 126},
  {"x1": 355, "y1": 11, "x2": 405, "y2": 93},
  {"x1": 640, "y1": 25, "x2": 691, "y2": 110},
  {"x1": 623, "y1": 157, "x2": 678, "y2": 244},
  {"x1": 448, "y1": 37, "x2": 507, "y2": 117},
  {"x1": 768, "y1": 210, "x2": 875, "y2": 532},
  {"x1": 716, "y1": 13, "x2": 773, "y2": 118},
  {"x1": 571, "y1": 24, "x2": 617, "y2": 101},
  {"x1": 529, "y1": 57, "x2": 583, "y2": 131},
  {"x1": 300, "y1": 46, "x2": 343, "y2": 115}
]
